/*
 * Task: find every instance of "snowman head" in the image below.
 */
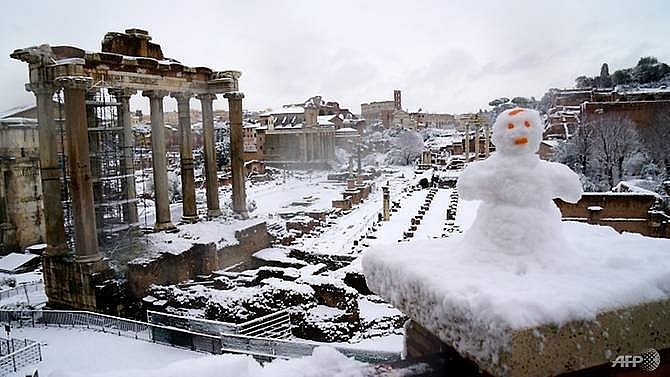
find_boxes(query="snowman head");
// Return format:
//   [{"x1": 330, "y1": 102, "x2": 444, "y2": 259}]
[{"x1": 491, "y1": 108, "x2": 543, "y2": 156}]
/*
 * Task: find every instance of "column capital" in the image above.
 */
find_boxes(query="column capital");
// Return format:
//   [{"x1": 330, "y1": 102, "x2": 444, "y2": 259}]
[
  {"x1": 25, "y1": 82, "x2": 55, "y2": 96},
  {"x1": 223, "y1": 91, "x2": 244, "y2": 100},
  {"x1": 196, "y1": 92, "x2": 217, "y2": 102},
  {"x1": 142, "y1": 90, "x2": 169, "y2": 99},
  {"x1": 171, "y1": 92, "x2": 193, "y2": 103},
  {"x1": 109, "y1": 88, "x2": 136, "y2": 100},
  {"x1": 54, "y1": 76, "x2": 92, "y2": 90}
]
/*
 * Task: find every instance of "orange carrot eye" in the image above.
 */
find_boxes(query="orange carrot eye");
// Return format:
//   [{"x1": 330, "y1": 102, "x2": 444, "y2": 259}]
[
  {"x1": 507, "y1": 123, "x2": 515, "y2": 129},
  {"x1": 524, "y1": 120, "x2": 531, "y2": 128}
]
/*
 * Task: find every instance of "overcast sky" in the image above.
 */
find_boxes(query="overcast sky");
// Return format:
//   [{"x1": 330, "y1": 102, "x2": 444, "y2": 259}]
[{"x1": 1, "y1": 0, "x2": 668, "y2": 115}]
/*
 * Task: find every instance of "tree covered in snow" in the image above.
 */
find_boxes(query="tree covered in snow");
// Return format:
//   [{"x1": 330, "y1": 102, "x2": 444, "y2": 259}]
[
  {"x1": 215, "y1": 141, "x2": 231, "y2": 170},
  {"x1": 487, "y1": 96, "x2": 539, "y2": 119},
  {"x1": 638, "y1": 110, "x2": 670, "y2": 180},
  {"x1": 144, "y1": 170, "x2": 183, "y2": 203},
  {"x1": 557, "y1": 116, "x2": 646, "y2": 190},
  {"x1": 592, "y1": 117, "x2": 643, "y2": 189},
  {"x1": 386, "y1": 128, "x2": 424, "y2": 166}
]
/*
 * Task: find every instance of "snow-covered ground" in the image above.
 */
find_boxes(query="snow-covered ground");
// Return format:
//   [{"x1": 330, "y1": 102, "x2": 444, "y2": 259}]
[
  {"x1": 0, "y1": 270, "x2": 46, "y2": 308},
  {"x1": 9, "y1": 326, "x2": 370, "y2": 377}
]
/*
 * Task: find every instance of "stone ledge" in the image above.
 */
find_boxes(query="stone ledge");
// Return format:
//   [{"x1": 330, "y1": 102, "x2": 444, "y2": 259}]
[{"x1": 362, "y1": 222, "x2": 670, "y2": 377}]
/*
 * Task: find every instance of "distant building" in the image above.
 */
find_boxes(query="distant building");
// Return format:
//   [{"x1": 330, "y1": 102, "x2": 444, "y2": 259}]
[
  {"x1": 545, "y1": 106, "x2": 580, "y2": 140},
  {"x1": 361, "y1": 90, "x2": 401, "y2": 128},
  {"x1": 545, "y1": 87, "x2": 670, "y2": 137},
  {"x1": 255, "y1": 96, "x2": 364, "y2": 166},
  {"x1": 361, "y1": 90, "x2": 456, "y2": 129}
]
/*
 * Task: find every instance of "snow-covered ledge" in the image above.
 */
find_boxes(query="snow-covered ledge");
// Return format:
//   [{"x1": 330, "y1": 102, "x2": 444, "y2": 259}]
[
  {"x1": 363, "y1": 222, "x2": 670, "y2": 376},
  {"x1": 363, "y1": 108, "x2": 670, "y2": 377}
]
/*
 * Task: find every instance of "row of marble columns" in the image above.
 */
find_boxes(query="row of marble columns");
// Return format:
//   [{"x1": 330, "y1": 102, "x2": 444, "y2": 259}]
[
  {"x1": 463, "y1": 124, "x2": 491, "y2": 162},
  {"x1": 31, "y1": 77, "x2": 247, "y2": 262},
  {"x1": 300, "y1": 131, "x2": 335, "y2": 162}
]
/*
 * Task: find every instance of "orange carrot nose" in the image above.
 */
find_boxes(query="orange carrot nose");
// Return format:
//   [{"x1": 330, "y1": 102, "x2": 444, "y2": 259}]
[{"x1": 514, "y1": 137, "x2": 528, "y2": 145}]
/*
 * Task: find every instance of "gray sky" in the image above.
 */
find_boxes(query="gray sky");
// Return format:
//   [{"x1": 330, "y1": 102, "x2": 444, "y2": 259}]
[{"x1": 1, "y1": 0, "x2": 668, "y2": 115}]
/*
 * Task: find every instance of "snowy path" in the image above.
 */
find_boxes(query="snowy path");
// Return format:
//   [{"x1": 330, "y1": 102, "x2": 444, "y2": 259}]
[
  {"x1": 299, "y1": 188, "x2": 382, "y2": 255},
  {"x1": 413, "y1": 188, "x2": 453, "y2": 240}
]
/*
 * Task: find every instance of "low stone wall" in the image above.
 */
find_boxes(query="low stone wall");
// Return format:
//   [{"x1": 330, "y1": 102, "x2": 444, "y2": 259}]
[
  {"x1": 127, "y1": 222, "x2": 273, "y2": 297},
  {"x1": 43, "y1": 256, "x2": 119, "y2": 313},
  {"x1": 556, "y1": 193, "x2": 670, "y2": 238}
]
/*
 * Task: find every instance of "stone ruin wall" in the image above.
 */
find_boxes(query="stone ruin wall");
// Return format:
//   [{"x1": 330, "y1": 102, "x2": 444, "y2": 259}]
[{"x1": 126, "y1": 222, "x2": 273, "y2": 297}]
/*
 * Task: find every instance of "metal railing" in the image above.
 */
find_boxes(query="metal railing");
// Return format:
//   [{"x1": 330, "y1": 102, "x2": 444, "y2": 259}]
[
  {"x1": 148, "y1": 309, "x2": 292, "y2": 339},
  {"x1": 147, "y1": 311, "x2": 237, "y2": 336},
  {"x1": 238, "y1": 310, "x2": 291, "y2": 339},
  {"x1": 0, "y1": 281, "x2": 43, "y2": 302},
  {"x1": 0, "y1": 337, "x2": 41, "y2": 374},
  {"x1": 218, "y1": 332, "x2": 400, "y2": 364},
  {"x1": 0, "y1": 310, "x2": 400, "y2": 364},
  {"x1": 0, "y1": 310, "x2": 151, "y2": 341}
]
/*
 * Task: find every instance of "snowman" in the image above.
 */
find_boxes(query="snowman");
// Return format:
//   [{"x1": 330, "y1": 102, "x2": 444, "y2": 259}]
[{"x1": 456, "y1": 108, "x2": 582, "y2": 265}]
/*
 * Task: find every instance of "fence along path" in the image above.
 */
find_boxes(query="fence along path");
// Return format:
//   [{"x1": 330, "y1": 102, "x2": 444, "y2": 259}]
[
  {"x1": 0, "y1": 337, "x2": 42, "y2": 374},
  {"x1": 0, "y1": 310, "x2": 399, "y2": 364},
  {"x1": 147, "y1": 309, "x2": 292, "y2": 339},
  {"x1": 0, "y1": 281, "x2": 43, "y2": 302}
]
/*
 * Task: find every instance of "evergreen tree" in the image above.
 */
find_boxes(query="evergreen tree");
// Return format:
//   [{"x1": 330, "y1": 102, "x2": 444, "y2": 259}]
[{"x1": 599, "y1": 63, "x2": 612, "y2": 88}]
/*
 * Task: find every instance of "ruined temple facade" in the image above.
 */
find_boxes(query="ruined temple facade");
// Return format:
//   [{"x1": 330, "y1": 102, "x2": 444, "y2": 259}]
[
  {"x1": 253, "y1": 96, "x2": 363, "y2": 166},
  {"x1": 11, "y1": 29, "x2": 248, "y2": 311},
  {"x1": 0, "y1": 118, "x2": 44, "y2": 253}
]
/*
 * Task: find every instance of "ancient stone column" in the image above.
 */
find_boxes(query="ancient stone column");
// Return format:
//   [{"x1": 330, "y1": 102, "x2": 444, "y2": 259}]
[
  {"x1": 464, "y1": 123, "x2": 470, "y2": 162},
  {"x1": 484, "y1": 123, "x2": 490, "y2": 158},
  {"x1": 110, "y1": 88, "x2": 139, "y2": 226},
  {"x1": 172, "y1": 92, "x2": 198, "y2": 223},
  {"x1": 197, "y1": 93, "x2": 221, "y2": 217},
  {"x1": 142, "y1": 90, "x2": 175, "y2": 231},
  {"x1": 28, "y1": 82, "x2": 68, "y2": 256},
  {"x1": 225, "y1": 92, "x2": 248, "y2": 218},
  {"x1": 356, "y1": 143, "x2": 363, "y2": 185},
  {"x1": 56, "y1": 76, "x2": 101, "y2": 262},
  {"x1": 383, "y1": 186, "x2": 390, "y2": 221},
  {"x1": 474, "y1": 123, "x2": 480, "y2": 161}
]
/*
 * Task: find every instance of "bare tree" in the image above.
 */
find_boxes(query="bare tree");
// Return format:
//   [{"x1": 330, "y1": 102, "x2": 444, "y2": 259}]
[
  {"x1": 638, "y1": 110, "x2": 670, "y2": 179},
  {"x1": 589, "y1": 115, "x2": 642, "y2": 188},
  {"x1": 560, "y1": 122, "x2": 595, "y2": 176},
  {"x1": 558, "y1": 115, "x2": 645, "y2": 190}
]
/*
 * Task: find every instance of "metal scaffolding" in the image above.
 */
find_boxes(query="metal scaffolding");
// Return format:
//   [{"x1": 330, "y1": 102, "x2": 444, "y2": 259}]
[{"x1": 55, "y1": 87, "x2": 143, "y2": 263}]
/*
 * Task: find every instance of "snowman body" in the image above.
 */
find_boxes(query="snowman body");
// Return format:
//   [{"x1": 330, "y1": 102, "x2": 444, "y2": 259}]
[{"x1": 457, "y1": 108, "x2": 582, "y2": 258}]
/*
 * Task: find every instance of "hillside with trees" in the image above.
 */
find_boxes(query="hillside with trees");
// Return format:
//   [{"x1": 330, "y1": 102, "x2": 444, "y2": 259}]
[{"x1": 575, "y1": 57, "x2": 670, "y2": 89}]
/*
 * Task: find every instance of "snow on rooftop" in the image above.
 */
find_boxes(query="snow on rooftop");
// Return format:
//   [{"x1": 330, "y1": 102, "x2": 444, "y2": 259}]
[
  {"x1": 317, "y1": 115, "x2": 336, "y2": 125},
  {"x1": 0, "y1": 117, "x2": 38, "y2": 125},
  {"x1": 0, "y1": 104, "x2": 34, "y2": 119},
  {"x1": 0, "y1": 253, "x2": 40, "y2": 272},
  {"x1": 540, "y1": 139, "x2": 561, "y2": 148},
  {"x1": 265, "y1": 106, "x2": 305, "y2": 115}
]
